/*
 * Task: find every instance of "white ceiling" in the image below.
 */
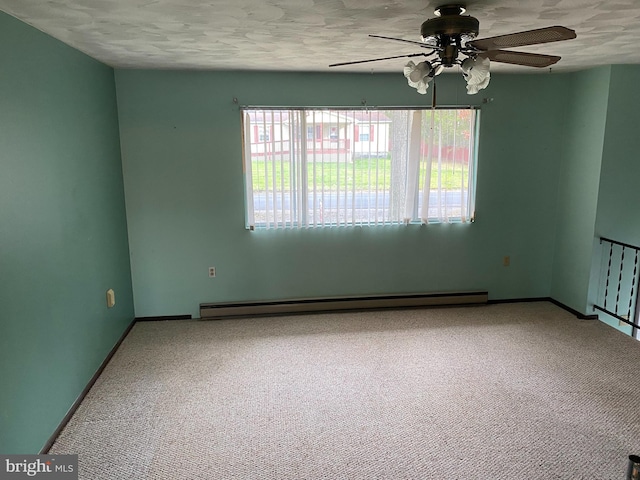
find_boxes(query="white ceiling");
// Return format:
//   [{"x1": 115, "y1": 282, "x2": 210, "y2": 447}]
[{"x1": 1, "y1": 0, "x2": 639, "y2": 73}]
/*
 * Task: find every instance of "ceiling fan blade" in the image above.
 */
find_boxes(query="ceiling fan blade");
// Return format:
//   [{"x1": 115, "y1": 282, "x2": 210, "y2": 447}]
[
  {"x1": 481, "y1": 50, "x2": 561, "y2": 68},
  {"x1": 369, "y1": 34, "x2": 438, "y2": 49},
  {"x1": 468, "y1": 26, "x2": 576, "y2": 51},
  {"x1": 329, "y1": 53, "x2": 425, "y2": 68}
]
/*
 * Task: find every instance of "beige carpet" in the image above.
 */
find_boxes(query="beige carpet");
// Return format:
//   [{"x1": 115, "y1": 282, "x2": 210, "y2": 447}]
[{"x1": 50, "y1": 302, "x2": 640, "y2": 479}]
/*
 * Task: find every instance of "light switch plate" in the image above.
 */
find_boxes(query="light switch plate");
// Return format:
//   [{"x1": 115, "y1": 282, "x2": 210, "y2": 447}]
[{"x1": 106, "y1": 288, "x2": 115, "y2": 308}]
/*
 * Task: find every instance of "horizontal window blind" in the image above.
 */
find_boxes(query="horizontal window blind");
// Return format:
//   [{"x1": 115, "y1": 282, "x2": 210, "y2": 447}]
[{"x1": 242, "y1": 108, "x2": 478, "y2": 229}]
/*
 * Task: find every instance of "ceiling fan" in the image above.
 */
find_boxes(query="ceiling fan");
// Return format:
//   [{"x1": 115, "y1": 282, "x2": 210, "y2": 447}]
[{"x1": 329, "y1": 4, "x2": 576, "y2": 95}]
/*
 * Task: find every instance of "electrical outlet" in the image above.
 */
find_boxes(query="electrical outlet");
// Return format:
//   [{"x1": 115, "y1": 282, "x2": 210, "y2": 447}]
[
  {"x1": 503, "y1": 256, "x2": 511, "y2": 267},
  {"x1": 208, "y1": 266, "x2": 216, "y2": 278}
]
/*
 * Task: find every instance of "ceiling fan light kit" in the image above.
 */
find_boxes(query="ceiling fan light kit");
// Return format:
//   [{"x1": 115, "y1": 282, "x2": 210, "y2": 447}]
[
  {"x1": 404, "y1": 60, "x2": 435, "y2": 94},
  {"x1": 460, "y1": 56, "x2": 491, "y2": 95},
  {"x1": 329, "y1": 4, "x2": 576, "y2": 96}
]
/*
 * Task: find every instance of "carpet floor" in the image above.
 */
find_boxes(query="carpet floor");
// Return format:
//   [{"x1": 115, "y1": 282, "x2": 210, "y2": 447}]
[{"x1": 50, "y1": 302, "x2": 640, "y2": 479}]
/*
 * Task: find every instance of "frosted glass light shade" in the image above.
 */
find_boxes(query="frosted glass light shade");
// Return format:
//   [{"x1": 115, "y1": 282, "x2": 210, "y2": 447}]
[
  {"x1": 404, "y1": 61, "x2": 433, "y2": 95},
  {"x1": 461, "y1": 56, "x2": 491, "y2": 95}
]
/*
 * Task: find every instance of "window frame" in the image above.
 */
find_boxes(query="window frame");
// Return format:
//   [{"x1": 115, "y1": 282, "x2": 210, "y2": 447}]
[{"x1": 241, "y1": 106, "x2": 480, "y2": 230}]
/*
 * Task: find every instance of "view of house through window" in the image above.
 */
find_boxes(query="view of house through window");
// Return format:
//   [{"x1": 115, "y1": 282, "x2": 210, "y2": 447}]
[{"x1": 242, "y1": 108, "x2": 479, "y2": 229}]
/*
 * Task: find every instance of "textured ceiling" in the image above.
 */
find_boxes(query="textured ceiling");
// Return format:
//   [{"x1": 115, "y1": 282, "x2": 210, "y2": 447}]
[{"x1": 1, "y1": 0, "x2": 640, "y2": 73}]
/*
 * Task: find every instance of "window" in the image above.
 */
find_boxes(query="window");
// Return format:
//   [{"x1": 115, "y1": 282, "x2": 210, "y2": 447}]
[
  {"x1": 257, "y1": 125, "x2": 270, "y2": 142},
  {"x1": 242, "y1": 108, "x2": 479, "y2": 229}
]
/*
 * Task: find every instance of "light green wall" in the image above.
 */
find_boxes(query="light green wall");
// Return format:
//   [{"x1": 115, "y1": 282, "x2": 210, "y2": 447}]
[
  {"x1": 549, "y1": 64, "x2": 640, "y2": 326},
  {"x1": 588, "y1": 65, "x2": 640, "y2": 332},
  {"x1": 550, "y1": 67, "x2": 610, "y2": 313},
  {"x1": 595, "y1": 65, "x2": 640, "y2": 248},
  {"x1": 115, "y1": 70, "x2": 569, "y2": 318},
  {"x1": 0, "y1": 12, "x2": 134, "y2": 453}
]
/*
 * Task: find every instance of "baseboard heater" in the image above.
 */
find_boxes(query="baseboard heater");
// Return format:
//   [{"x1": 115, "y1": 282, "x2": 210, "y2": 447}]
[{"x1": 200, "y1": 291, "x2": 488, "y2": 319}]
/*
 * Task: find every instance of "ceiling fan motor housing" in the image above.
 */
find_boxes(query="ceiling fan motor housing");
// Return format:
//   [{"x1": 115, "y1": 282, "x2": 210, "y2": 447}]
[
  {"x1": 420, "y1": 14, "x2": 480, "y2": 40},
  {"x1": 421, "y1": 9, "x2": 480, "y2": 67}
]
